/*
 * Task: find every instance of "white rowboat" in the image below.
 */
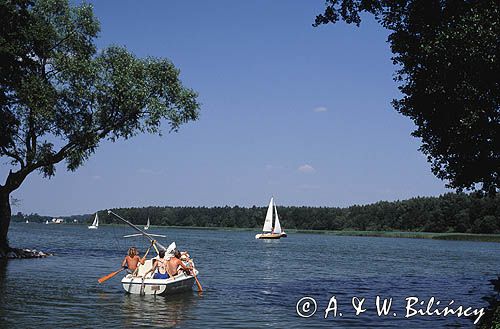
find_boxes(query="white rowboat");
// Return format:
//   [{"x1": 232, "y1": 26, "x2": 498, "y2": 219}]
[
  {"x1": 107, "y1": 211, "x2": 201, "y2": 295},
  {"x1": 121, "y1": 258, "x2": 199, "y2": 295}
]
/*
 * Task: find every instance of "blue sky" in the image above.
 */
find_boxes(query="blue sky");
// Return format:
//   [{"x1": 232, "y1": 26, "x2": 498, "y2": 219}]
[{"x1": 7, "y1": 0, "x2": 450, "y2": 216}]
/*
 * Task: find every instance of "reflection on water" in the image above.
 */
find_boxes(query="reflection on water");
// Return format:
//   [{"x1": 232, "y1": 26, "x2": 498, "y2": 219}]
[
  {"x1": 0, "y1": 259, "x2": 8, "y2": 322},
  {"x1": 121, "y1": 292, "x2": 197, "y2": 328},
  {"x1": 3, "y1": 223, "x2": 500, "y2": 328}
]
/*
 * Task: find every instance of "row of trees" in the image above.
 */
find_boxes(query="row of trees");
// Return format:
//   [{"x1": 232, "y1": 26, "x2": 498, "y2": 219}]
[{"x1": 14, "y1": 193, "x2": 500, "y2": 234}]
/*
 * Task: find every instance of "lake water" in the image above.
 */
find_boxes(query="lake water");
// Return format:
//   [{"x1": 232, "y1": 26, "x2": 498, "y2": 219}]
[{"x1": 1, "y1": 223, "x2": 499, "y2": 328}]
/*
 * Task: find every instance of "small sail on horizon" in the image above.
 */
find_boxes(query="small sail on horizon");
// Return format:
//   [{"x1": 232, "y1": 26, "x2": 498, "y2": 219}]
[
  {"x1": 256, "y1": 196, "x2": 287, "y2": 239},
  {"x1": 88, "y1": 213, "x2": 99, "y2": 229},
  {"x1": 144, "y1": 217, "x2": 150, "y2": 230}
]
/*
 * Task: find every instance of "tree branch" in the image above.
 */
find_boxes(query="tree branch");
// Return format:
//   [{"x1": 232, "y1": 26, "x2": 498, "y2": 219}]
[
  {"x1": 4, "y1": 141, "x2": 77, "y2": 193},
  {"x1": 46, "y1": 30, "x2": 75, "y2": 54},
  {"x1": 0, "y1": 147, "x2": 25, "y2": 168}
]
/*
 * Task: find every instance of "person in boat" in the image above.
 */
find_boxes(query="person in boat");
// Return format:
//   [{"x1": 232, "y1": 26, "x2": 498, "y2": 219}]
[
  {"x1": 121, "y1": 247, "x2": 145, "y2": 273},
  {"x1": 167, "y1": 249, "x2": 192, "y2": 277},
  {"x1": 145, "y1": 250, "x2": 171, "y2": 279}
]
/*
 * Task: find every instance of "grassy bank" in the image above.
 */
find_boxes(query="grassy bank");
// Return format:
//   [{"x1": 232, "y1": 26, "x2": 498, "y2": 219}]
[
  {"x1": 290, "y1": 229, "x2": 500, "y2": 242},
  {"x1": 17, "y1": 221, "x2": 500, "y2": 242},
  {"x1": 150, "y1": 225, "x2": 500, "y2": 242}
]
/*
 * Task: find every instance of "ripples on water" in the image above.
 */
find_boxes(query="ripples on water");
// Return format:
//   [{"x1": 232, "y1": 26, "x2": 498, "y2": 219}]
[{"x1": 1, "y1": 223, "x2": 499, "y2": 328}]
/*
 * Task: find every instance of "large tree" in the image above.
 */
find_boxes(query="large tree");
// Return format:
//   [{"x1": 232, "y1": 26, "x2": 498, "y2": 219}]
[
  {"x1": 0, "y1": 0, "x2": 200, "y2": 251},
  {"x1": 315, "y1": 0, "x2": 500, "y2": 195}
]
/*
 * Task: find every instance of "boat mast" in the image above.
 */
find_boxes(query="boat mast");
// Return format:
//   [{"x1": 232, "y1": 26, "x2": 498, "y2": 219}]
[{"x1": 108, "y1": 210, "x2": 167, "y2": 251}]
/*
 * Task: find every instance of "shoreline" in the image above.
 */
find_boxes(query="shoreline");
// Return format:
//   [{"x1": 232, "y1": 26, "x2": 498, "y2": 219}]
[
  {"x1": 13, "y1": 222, "x2": 500, "y2": 242},
  {"x1": 0, "y1": 247, "x2": 51, "y2": 259},
  {"x1": 147, "y1": 226, "x2": 500, "y2": 242}
]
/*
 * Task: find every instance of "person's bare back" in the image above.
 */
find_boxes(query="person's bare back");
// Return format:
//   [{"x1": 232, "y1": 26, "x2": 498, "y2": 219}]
[{"x1": 167, "y1": 250, "x2": 191, "y2": 276}]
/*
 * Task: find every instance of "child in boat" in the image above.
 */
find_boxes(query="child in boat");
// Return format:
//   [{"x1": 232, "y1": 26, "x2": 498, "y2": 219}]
[
  {"x1": 145, "y1": 250, "x2": 170, "y2": 279},
  {"x1": 121, "y1": 247, "x2": 145, "y2": 273}
]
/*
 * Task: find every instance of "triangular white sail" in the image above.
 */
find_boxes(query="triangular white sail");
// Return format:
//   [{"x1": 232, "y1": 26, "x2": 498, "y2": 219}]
[
  {"x1": 144, "y1": 218, "x2": 150, "y2": 230},
  {"x1": 165, "y1": 241, "x2": 176, "y2": 256},
  {"x1": 262, "y1": 197, "x2": 274, "y2": 232},
  {"x1": 272, "y1": 203, "x2": 282, "y2": 234},
  {"x1": 88, "y1": 213, "x2": 99, "y2": 229}
]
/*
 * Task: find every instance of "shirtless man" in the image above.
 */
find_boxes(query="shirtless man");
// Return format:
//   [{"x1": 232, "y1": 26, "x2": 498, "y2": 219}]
[
  {"x1": 167, "y1": 250, "x2": 192, "y2": 277},
  {"x1": 121, "y1": 247, "x2": 145, "y2": 272}
]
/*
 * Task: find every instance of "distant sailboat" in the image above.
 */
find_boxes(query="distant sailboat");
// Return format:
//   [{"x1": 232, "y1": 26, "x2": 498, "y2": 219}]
[
  {"x1": 45, "y1": 220, "x2": 49, "y2": 225},
  {"x1": 88, "y1": 213, "x2": 99, "y2": 229},
  {"x1": 255, "y1": 197, "x2": 287, "y2": 239},
  {"x1": 124, "y1": 216, "x2": 165, "y2": 238},
  {"x1": 25, "y1": 219, "x2": 29, "y2": 224}
]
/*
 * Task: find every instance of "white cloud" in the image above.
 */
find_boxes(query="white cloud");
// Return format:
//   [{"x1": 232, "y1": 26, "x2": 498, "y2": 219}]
[
  {"x1": 313, "y1": 106, "x2": 328, "y2": 113},
  {"x1": 298, "y1": 164, "x2": 315, "y2": 173}
]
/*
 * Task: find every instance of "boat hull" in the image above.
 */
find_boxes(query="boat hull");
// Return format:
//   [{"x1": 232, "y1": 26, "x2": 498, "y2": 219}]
[
  {"x1": 88, "y1": 226, "x2": 98, "y2": 229},
  {"x1": 121, "y1": 270, "x2": 198, "y2": 296},
  {"x1": 255, "y1": 233, "x2": 282, "y2": 239}
]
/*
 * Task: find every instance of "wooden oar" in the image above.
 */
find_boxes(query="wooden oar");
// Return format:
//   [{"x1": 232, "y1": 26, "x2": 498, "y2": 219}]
[
  {"x1": 133, "y1": 244, "x2": 154, "y2": 276},
  {"x1": 152, "y1": 242, "x2": 160, "y2": 255},
  {"x1": 98, "y1": 267, "x2": 126, "y2": 284},
  {"x1": 189, "y1": 259, "x2": 203, "y2": 293}
]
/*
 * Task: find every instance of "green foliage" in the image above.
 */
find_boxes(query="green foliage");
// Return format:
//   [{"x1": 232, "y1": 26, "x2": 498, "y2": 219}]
[
  {"x1": 474, "y1": 277, "x2": 500, "y2": 329},
  {"x1": 0, "y1": 0, "x2": 200, "y2": 184},
  {"x1": 17, "y1": 192, "x2": 494, "y2": 234},
  {"x1": 314, "y1": 0, "x2": 500, "y2": 194},
  {"x1": 0, "y1": 0, "x2": 200, "y2": 249}
]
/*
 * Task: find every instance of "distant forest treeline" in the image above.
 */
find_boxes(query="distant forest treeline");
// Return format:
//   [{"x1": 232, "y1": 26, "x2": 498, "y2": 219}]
[{"x1": 13, "y1": 193, "x2": 500, "y2": 234}]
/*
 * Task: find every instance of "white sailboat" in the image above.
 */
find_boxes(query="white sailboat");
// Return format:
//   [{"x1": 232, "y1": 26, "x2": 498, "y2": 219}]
[
  {"x1": 255, "y1": 197, "x2": 287, "y2": 239},
  {"x1": 144, "y1": 217, "x2": 150, "y2": 230},
  {"x1": 25, "y1": 219, "x2": 29, "y2": 224},
  {"x1": 88, "y1": 213, "x2": 99, "y2": 229},
  {"x1": 45, "y1": 220, "x2": 49, "y2": 225}
]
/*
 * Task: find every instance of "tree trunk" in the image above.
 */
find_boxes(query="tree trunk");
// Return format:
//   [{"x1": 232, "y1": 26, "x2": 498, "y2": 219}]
[
  {"x1": 0, "y1": 169, "x2": 30, "y2": 253},
  {"x1": 0, "y1": 189, "x2": 11, "y2": 252}
]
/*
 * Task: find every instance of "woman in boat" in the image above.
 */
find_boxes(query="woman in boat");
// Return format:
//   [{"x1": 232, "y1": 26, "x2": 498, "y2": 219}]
[
  {"x1": 121, "y1": 247, "x2": 145, "y2": 273},
  {"x1": 145, "y1": 250, "x2": 171, "y2": 279}
]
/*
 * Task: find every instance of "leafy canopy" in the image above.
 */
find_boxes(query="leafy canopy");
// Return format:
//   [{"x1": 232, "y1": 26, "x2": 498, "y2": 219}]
[
  {"x1": 315, "y1": 0, "x2": 500, "y2": 195},
  {"x1": 0, "y1": 0, "x2": 200, "y2": 187}
]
